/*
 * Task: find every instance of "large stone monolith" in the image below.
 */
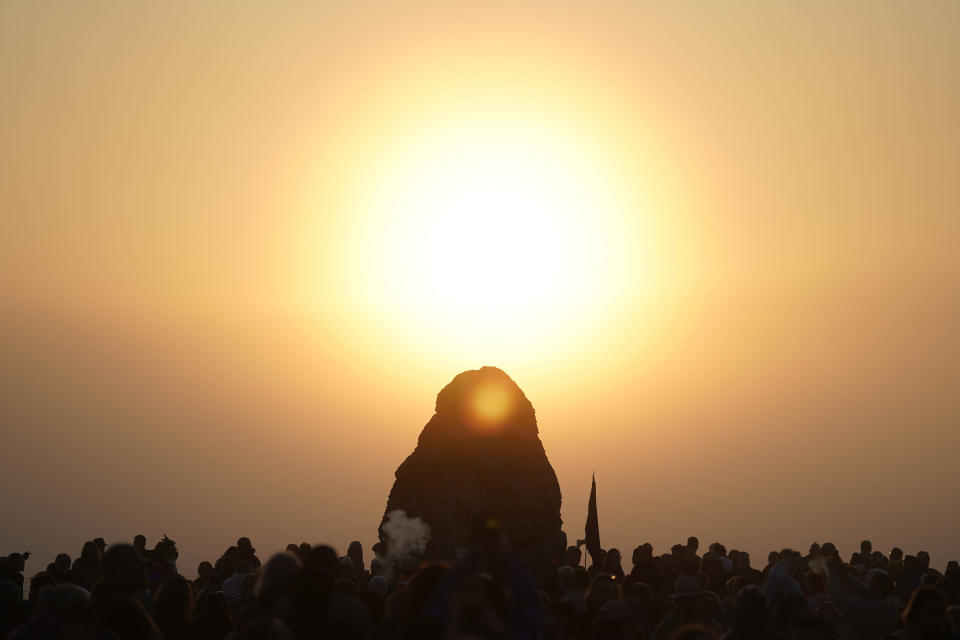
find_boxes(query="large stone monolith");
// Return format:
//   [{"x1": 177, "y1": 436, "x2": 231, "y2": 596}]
[{"x1": 378, "y1": 366, "x2": 563, "y2": 568}]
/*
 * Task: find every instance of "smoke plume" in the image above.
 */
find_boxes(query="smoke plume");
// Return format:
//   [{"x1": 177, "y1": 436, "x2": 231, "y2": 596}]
[{"x1": 379, "y1": 509, "x2": 431, "y2": 572}]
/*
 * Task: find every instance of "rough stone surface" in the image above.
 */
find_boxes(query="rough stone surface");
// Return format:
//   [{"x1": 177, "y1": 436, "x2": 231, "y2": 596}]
[{"x1": 379, "y1": 366, "x2": 564, "y2": 568}]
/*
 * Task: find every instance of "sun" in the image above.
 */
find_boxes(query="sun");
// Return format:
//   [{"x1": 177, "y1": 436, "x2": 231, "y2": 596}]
[
  {"x1": 344, "y1": 108, "x2": 646, "y2": 365},
  {"x1": 469, "y1": 382, "x2": 513, "y2": 431}
]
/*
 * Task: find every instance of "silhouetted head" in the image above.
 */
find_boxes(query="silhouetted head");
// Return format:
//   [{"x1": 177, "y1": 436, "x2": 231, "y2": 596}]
[
  {"x1": 339, "y1": 556, "x2": 356, "y2": 578},
  {"x1": 370, "y1": 556, "x2": 386, "y2": 578},
  {"x1": 604, "y1": 548, "x2": 623, "y2": 574},
  {"x1": 861, "y1": 540, "x2": 872, "y2": 554},
  {"x1": 369, "y1": 574, "x2": 388, "y2": 598},
  {"x1": 154, "y1": 574, "x2": 194, "y2": 621},
  {"x1": 702, "y1": 554, "x2": 726, "y2": 577},
  {"x1": 727, "y1": 576, "x2": 751, "y2": 597},
  {"x1": 633, "y1": 544, "x2": 653, "y2": 565},
  {"x1": 102, "y1": 544, "x2": 145, "y2": 594},
  {"x1": 80, "y1": 541, "x2": 100, "y2": 561},
  {"x1": 304, "y1": 545, "x2": 339, "y2": 573},
  {"x1": 935, "y1": 579, "x2": 959, "y2": 606},
  {"x1": 629, "y1": 582, "x2": 653, "y2": 603},
  {"x1": 903, "y1": 586, "x2": 950, "y2": 635},
  {"x1": 54, "y1": 553, "x2": 71, "y2": 571},
  {"x1": 572, "y1": 566, "x2": 589, "y2": 590},
  {"x1": 586, "y1": 572, "x2": 621, "y2": 610},
  {"x1": 155, "y1": 535, "x2": 178, "y2": 562},
  {"x1": 809, "y1": 543, "x2": 821, "y2": 556},
  {"x1": 256, "y1": 552, "x2": 301, "y2": 602},
  {"x1": 347, "y1": 541, "x2": 363, "y2": 571},
  {"x1": 918, "y1": 551, "x2": 931, "y2": 569},
  {"x1": 671, "y1": 576, "x2": 704, "y2": 612},
  {"x1": 28, "y1": 571, "x2": 56, "y2": 601},
  {"x1": 734, "y1": 586, "x2": 770, "y2": 630},
  {"x1": 133, "y1": 535, "x2": 146, "y2": 550},
  {"x1": 194, "y1": 590, "x2": 234, "y2": 635},
  {"x1": 238, "y1": 537, "x2": 254, "y2": 552},
  {"x1": 565, "y1": 545, "x2": 582, "y2": 567},
  {"x1": 5, "y1": 554, "x2": 27, "y2": 574},
  {"x1": 555, "y1": 565, "x2": 573, "y2": 591},
  {"x1": 922, "y1": 574, "x2": 942, "y2": 587},
  {"x1": 405, "y1": 563, "x2": 451, "y2": 616},
  {"x1": 687, "y1": 537, "x2": 699, "y2": 552},
  {"x1": 37, "y1": 583, "x2": 90, "y2": 625},
  {"x1": 780, "y1": 548, "x2": 800, "y2": 564}
]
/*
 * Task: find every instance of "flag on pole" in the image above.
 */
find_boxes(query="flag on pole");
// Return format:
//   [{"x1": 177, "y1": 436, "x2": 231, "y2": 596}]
[{"x1": 577, "y1": 473, "x2": 601, "y2": 568}]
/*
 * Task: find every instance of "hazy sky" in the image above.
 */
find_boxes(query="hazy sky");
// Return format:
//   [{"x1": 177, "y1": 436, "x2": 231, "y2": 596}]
[{"x1": 2, "y1": 1, "x2": 959, "y2": 578}]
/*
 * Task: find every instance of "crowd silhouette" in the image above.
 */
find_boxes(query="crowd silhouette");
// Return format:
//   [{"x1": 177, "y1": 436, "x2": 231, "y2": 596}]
[{"x1": 2, "y1": 533, "x2": 959, "y2": 640}]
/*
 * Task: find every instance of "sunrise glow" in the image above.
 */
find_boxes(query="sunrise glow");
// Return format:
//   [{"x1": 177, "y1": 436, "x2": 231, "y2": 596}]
[
  {"x1": 470, "y1": 382, "x2": 513, "y2": 431},
  {"x1": 343, "y1": 109, "x2": 648, "y2": 363}
]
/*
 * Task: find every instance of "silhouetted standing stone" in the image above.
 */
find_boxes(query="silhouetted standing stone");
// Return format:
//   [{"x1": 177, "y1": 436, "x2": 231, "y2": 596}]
[{"x1": 379, "y1": 366, "x2": 564, "y2": 568}]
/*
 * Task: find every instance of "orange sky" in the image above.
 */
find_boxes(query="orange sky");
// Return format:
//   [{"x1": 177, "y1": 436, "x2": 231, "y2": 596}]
[{"x1": 2, "y1": 1, "x2": 959, "y2": 577}]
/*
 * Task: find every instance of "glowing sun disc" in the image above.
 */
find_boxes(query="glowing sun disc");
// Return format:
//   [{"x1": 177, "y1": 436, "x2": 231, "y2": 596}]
[
  {"x1": 346, "y1": 110, "x2": 641, "y2": 363},
  {"x1": 470, "y1": 383, "x2": 513, "y2": 429}
]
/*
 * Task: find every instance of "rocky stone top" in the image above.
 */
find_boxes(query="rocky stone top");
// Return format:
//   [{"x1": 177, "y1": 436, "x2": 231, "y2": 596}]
[{"x1": 379, "y1": 366, "x2": 564, "y2": 568}]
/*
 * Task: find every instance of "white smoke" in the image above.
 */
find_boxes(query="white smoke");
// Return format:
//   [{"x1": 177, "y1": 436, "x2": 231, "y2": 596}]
[
  {"x1": 379, "y1": 509, "x2": 431, "y2": 572},
  {"x1": 809, "y1": 555, "x2": 828, "y2": 577}
]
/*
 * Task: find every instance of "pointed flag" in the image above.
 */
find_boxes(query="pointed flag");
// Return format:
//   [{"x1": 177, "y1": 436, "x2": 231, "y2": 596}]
[{"x1": 580, "y1": 473, "x2": 601, "y2": 568}]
